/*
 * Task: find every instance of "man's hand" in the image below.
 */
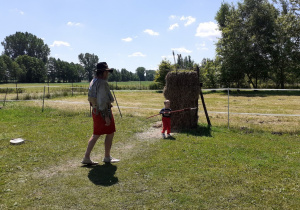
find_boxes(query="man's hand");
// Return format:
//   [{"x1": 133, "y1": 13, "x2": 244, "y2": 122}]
[{"x1": 105, "y1": 116, "x2": 111, "y2": 126}]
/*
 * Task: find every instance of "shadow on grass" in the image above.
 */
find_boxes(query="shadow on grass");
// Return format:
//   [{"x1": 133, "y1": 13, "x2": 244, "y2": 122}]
[
  {"x1": 178, "y1": 124, "x2": 212, "y2": 137},
  {"x1": 165, "y1": 135, "x2": 176, "y2": 140},
  {"x1": 84, "y1": 163, "x2": 118, "y2": 186}
]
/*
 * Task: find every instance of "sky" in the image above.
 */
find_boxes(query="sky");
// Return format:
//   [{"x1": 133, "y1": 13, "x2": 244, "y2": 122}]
[{"x1": 0, "y1": 0, "x2": 239, "y2": 72}]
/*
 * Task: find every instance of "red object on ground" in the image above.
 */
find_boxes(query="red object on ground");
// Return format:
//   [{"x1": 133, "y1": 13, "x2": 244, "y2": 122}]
[
  {"x1": 92, "y1": 111, "x2": 116, "y2": 135},
  {"x1": 162, "y1": 117, "x2": 171, "y2": 134}
]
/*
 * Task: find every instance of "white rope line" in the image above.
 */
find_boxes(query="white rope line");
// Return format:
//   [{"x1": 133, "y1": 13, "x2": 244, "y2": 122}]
[{"x1": 1, "y1": 99, "x2": 299, "y2": 117}]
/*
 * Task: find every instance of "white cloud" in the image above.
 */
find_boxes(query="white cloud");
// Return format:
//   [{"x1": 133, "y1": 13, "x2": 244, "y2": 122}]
[
  {"x1": 169, "y1": 23, "x2": 179, "y2": 30},
  {"x1": 128, "y1": 52, "x2": 146, "y2": 57},
  {"x1": 122, "y1": 37, "x2": 133, "y2": 42},
  {"x1": 180, "y1": 16, "x2": 196, "y2": 26},
  {"x1": 67, "y1": 22, "x2": 81, "y2": 26},
  {"x1": 169, "y1": 15, "x2": 176, "y2": 20},
  {"x1": 50, "y1": 41, "x2": 71, "y2": 47},
  {"x1": 196, "y1": 42, "x2": 209, "y2": 50},
  {"x1": 171, "y1": 47, "x2": 192, "y2": 53},
  {"x1": 195, "y1": 21, "x2": 221, "y2": 39},
  {"x1": 143, "y1": 29, "x2": 159, "y2": 36}
]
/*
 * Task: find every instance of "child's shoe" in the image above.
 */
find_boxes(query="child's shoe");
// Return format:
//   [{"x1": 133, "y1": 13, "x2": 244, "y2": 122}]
[{"x1": 162, "y1": 133, "x2": 166, "y2": 139}]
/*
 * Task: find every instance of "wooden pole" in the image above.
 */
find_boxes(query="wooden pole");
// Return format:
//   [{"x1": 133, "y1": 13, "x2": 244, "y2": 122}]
[
  {"x1": 16, "y1": 82, "x2": 18, "y2": 100},
  {"x1": 228, "y1": 88, "x2": 230, "y2": 129},
  {"x1": 195, "y1": 66, "x2": 200, "y2": 122},
  {"x1": 199, "y1": 83, "x2": 211, "y2": 126},
  {"x1": 42, "y1": 86, "x2": 45, "y2": 112},
  {"x1": 3, "y1": 88, "x2": 8, "y2": 106}
]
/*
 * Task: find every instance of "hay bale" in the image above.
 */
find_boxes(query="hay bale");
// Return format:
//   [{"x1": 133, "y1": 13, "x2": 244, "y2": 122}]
[{"x1": 163, "y1": 71, "x2": 200, "y2": 130}]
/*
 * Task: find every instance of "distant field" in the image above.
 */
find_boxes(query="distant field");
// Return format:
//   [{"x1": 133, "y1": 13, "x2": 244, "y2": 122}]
[{"x1": 0, "y1": 81, "x2": 155, "y2": 89}]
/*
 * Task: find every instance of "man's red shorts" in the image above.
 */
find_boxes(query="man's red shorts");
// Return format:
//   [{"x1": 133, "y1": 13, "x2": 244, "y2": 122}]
[{"x1": 92, "y1": 111, "x2": 116, "y2": 135}]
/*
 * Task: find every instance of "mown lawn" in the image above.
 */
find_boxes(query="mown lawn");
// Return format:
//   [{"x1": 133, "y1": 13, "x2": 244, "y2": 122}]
[{"x1": 0, "y1": 101, "x2": 299, "y2": 209}]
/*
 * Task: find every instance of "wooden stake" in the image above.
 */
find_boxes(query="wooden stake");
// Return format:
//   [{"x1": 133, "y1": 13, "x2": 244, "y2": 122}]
[
  {"x1": 42, "y1": 86, "x2": 45, "y2": 112},
  {"x1": 16, "y1": 82, "x2": 18, "y2": 100},
  {"x1": 3, "y1": 88, "x2": 8, "y2": 106},
  {"x1": 199, "y1": 83, "x2": 211, "y2": 126}
]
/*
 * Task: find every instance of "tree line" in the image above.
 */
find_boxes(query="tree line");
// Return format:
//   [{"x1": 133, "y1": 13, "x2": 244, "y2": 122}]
[{"x1": 0, "y1": 32, "x2": 155, "y2": 83}]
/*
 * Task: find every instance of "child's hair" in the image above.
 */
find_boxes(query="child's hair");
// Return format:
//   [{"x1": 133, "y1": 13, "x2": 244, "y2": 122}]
[{"x1": 164, "y1": 100, "x2": 170, "y2": 105}]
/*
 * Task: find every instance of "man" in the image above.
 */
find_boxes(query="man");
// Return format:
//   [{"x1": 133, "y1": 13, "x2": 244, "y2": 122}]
[{"x1": 81, "y1": 62, "x2": 120, "y2": 165}]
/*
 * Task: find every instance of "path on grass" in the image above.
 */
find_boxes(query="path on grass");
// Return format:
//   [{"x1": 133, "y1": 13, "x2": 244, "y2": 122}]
[{"x1": 33, "y1": 122, "x2": 163, "y2": 179}]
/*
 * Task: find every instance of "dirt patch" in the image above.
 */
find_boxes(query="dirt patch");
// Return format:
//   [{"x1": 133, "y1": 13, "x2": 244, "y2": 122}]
[{"x1": 136, "y1": 121, "x2": 162, "y2": 140}]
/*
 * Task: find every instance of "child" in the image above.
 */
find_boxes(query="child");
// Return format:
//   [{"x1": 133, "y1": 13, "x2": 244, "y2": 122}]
[{"x1": 160, "y1": 100, "x2": 171, "y2": 139}]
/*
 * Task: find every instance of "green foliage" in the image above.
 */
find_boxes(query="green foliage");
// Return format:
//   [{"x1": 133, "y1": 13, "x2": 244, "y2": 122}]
[
  {"x1": 199, "y1": 58, "x2": 221, "y2": 88},
  {"x1": 154, "y1": 59, "x2": 172, "y2": 86},
  {"x1": 215, "y1": 0, "x2": 300, "y2": 88},
  {"x1": 1, "y1": 31, "x2": 50, "y2": 63},
  {"x1": 176, "y1": 54, "x2": 194, "y2": 70},
  {"x1": 136, "y1": 67, "x2": 146, "y2": 81},
  {"x1": 0, "y1": 56, "x2": 7, "y2": 82},
  {"x1": 15, "y1": 55, "x2": 46, "y2": 83},
  {"x1": 78, "y1": 53, "x2": 99, "y2": 81},
  {"x1": 145, "y1": 70, "x2": 156, "y2": 81}
]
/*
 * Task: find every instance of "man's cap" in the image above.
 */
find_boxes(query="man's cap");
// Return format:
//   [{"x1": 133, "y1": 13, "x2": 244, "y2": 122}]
[{"x1": 95, "y1": 62, "x2": 113, "y2": 73}]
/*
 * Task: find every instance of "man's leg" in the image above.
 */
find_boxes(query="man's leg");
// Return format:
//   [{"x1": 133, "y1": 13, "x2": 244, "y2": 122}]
[
  {"x1": 104, "y1": 132, "x2": 114, "y2": 158},
  {"x1": 84, "y1": 134, "x2": 100, "y2": 159}
]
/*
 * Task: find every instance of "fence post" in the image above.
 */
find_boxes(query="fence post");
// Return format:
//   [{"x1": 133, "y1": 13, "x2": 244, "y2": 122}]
[
  {"x1": 42, "y1": 86, "x2": 45, "y2": 112},
  {"x1": 16, "y1": 82, "x2": 18, "y2": 100},
  {"x1": 72, "y1": 82, "x2": 74, "y2": 96},
  {"x1": 3, "y1": 88, "x2": 8, "y2": 106},
  {"x1": 228, "y1": 87, "x2": 230, "y2": 129}
]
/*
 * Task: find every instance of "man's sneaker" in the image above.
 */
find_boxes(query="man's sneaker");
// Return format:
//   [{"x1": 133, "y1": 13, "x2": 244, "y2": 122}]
[
  {"x1": 162, "y1": 133, "x2": 166, "y2": 139},
  {"x1": 167, "y1": 134, "x2": 171, "y2": 138},
  {"x1": 81, "y1": 157, "x2": 98, "y2": 165},
  {"x1": 103, "y1": 156, "x2": 120, "y2": 163}
]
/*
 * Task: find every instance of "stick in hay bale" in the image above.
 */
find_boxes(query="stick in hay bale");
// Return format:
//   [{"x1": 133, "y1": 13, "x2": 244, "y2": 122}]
[{"x1": 163, "y1": 71, "x2": 200, "y2": 130}]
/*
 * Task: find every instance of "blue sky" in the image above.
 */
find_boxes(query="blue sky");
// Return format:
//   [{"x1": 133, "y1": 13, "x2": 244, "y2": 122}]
[{"x1": 0, "y1": 0, "x2": 239, "y2": 72}]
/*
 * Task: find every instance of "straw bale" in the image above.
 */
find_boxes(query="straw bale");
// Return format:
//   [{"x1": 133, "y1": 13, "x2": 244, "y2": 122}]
[{"x1": 163, "y1": 71, "x2": 200, "y2": 129}]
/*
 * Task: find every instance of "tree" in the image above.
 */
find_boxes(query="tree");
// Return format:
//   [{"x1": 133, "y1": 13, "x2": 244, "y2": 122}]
[
  {"x1": 78, "y1": 53, "x2": 99, "y2": 81},
  {"x1": 136, "y1": 67, "x2": 146, "y2": 81},
  {"x1": 46, "y1": 57, "x2": 57, "y2": 83},
  {"x1": 120, "y1": 68, "x2": 131, "y2": 81},
  {"x1": 1, "y1": 32, "x2": 50, "y2": 63},
  {"x1": 108, "y1": 68, "x2": 121, "y2": 82},
  {"x1": 0, "y1": 56, "x2": 7, "y2": 82},
  {"x1": 145, "y1": 70, "x2": 156, "y2": 81},
  {"x1": 216, "y1": 0, "x2": 278, "y2": 88},
  {"x1": 15, "y1": 55, "x2": 46, "y2": 83},
  {"x1": 269, "y1": 1, "x2": 300, "y2": 88},
  {"x1": 154, "y1": 60, "x2": 172, "y2": 86}
]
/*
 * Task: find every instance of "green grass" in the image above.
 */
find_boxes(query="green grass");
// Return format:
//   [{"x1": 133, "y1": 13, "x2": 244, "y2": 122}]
[{"x1": 1, "y1": 101, "x2": 300, "y2": 209}]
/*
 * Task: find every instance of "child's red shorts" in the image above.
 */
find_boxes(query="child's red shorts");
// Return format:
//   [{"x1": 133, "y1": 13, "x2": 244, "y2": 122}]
[{"x1": 92, "y1": 111, "x2": 116, "y2": 135}]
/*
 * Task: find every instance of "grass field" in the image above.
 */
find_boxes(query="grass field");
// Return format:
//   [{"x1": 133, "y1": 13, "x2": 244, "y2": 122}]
[{"x1": 0, "y1": 90, "x2": 300, "y2": 209}]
